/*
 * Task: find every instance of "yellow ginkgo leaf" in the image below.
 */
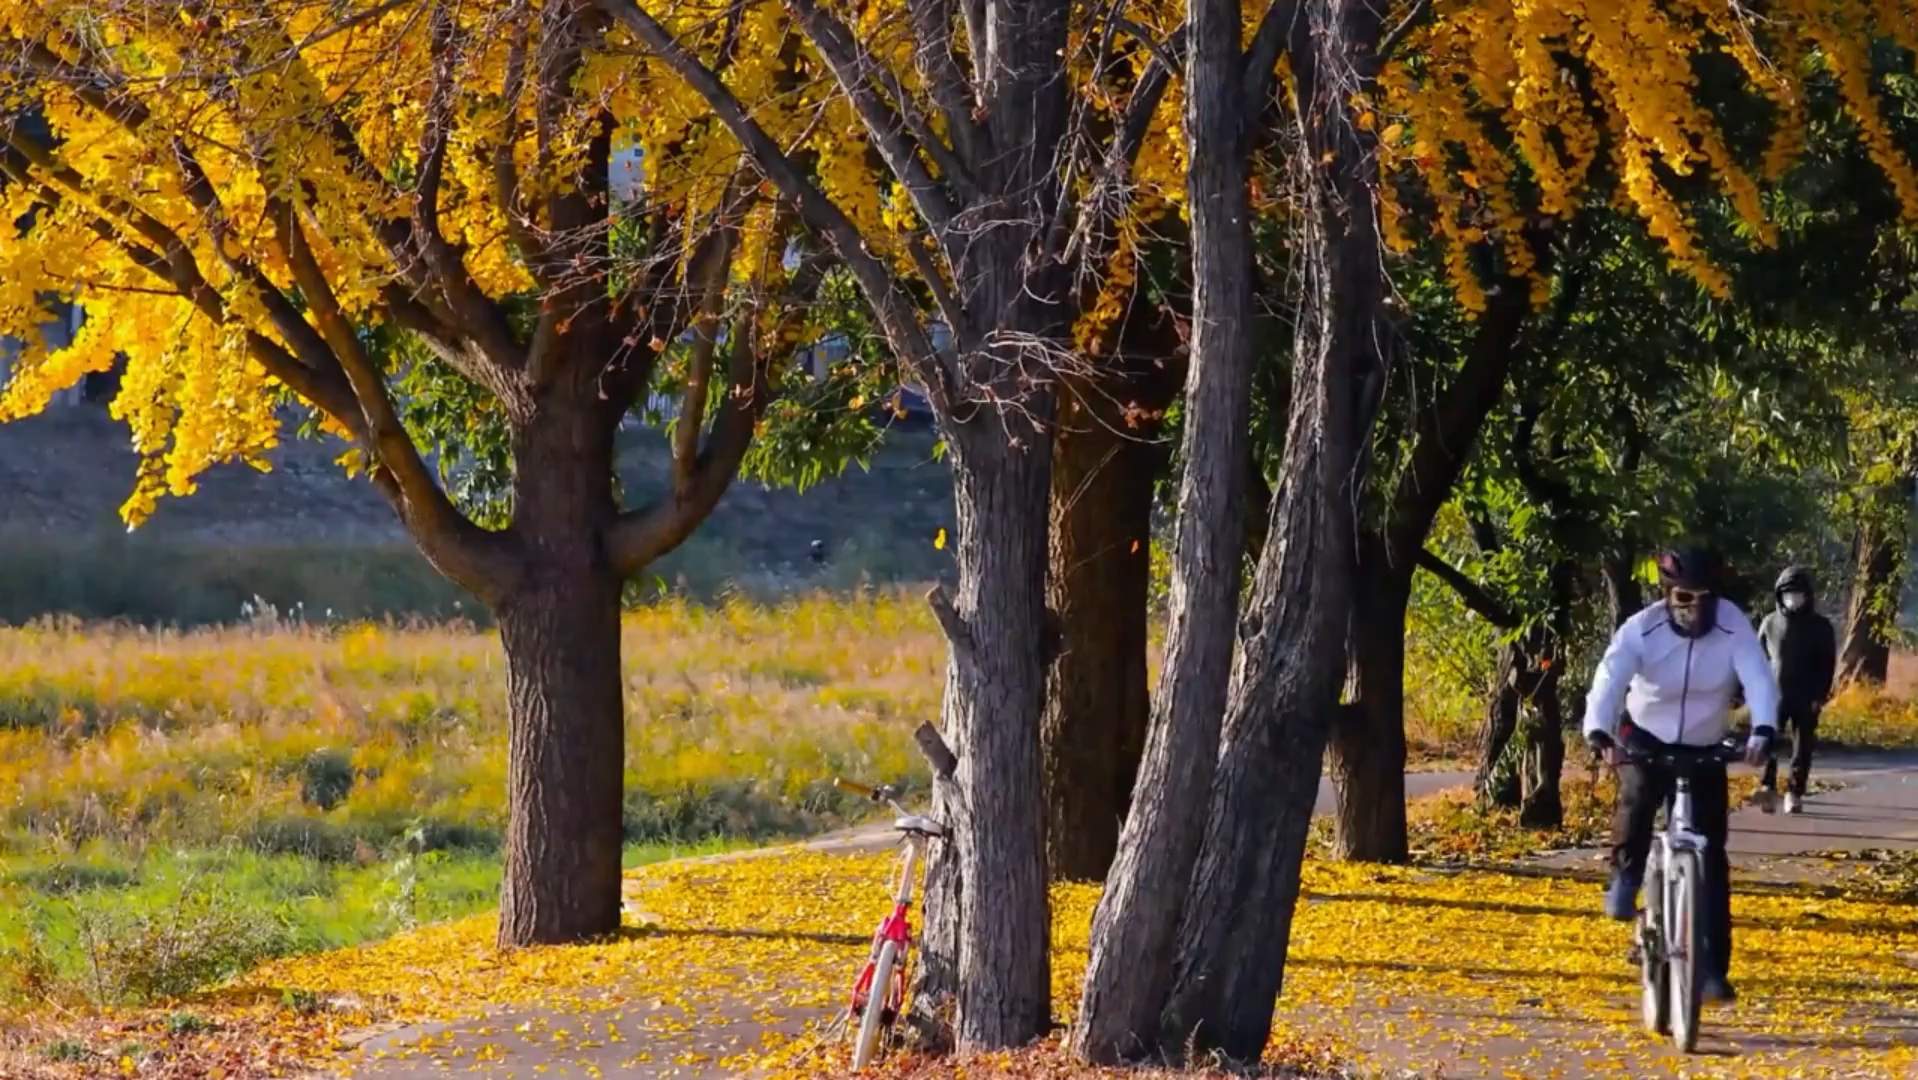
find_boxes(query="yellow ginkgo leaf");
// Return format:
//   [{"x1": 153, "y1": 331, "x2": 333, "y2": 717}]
[{"x1": 933, "y1": 527, "x2": 947, "y2": 550}]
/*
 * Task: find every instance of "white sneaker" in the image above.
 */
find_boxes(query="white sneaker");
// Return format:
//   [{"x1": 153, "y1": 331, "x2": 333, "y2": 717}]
[
  {"x1": 1784, "y1": 793, "x2": 1802, "y2": 814},
  {"x1": 1756, "y1": 788, "x2": 1777, "y2": 814}
]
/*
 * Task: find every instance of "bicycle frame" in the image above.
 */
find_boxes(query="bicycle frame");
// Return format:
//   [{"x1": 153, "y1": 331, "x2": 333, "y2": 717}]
[{"x1": 849, "y1": 832, "x2": 931, "y2": 1017}]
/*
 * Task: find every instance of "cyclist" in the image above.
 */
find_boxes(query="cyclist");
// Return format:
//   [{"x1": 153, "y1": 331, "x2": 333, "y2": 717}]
[
  {"x1": 1582, "y1": 543, "x2": 1778, "y2": 1004},
  {"x1": 1755, "y1": 565, "x2": 1837, "y2": 815}
]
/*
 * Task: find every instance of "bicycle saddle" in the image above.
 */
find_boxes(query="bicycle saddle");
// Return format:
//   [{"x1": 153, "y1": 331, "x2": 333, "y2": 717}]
[{"x1": 895, "y1": 814, "x2": 946, "y2": 837}]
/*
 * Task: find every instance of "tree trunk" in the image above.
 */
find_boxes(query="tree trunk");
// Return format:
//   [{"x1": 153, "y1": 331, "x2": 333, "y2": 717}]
[
  {"x1": 1840, "y1": 495, "x2": 1902, "y2": 686},
  {"x1": 1042, "y1": 355, "x2": 1175, "y2": 882},
  {"x1": 1067, "y1": 0, "x2": 1256, "y2": 1051},
  {"x1": 496, "y1": 410, "x2": 627, "y2": 948},
  {"x1": 1515, "y1": 669, "x2": 1564, "y2": 829},
  {"x1": 1328, "y1": 563, "x2": 1410, "y2": 861},
  {"x1": 915, "y1": 425, "x2": 1055, "y2": 1049},
  {"x1": 1516, "y1": 555, "x2": 1575, "y2": 829},
  {"x1": 1156, "y1": 0, "x2": 1385, "y2": 1061},
  {"x1": 1602, "y1": 550, "x2": 1641, "y2": 629},
  {"x1": 1474, "y1": 644, "x2": 1523, "y2": 808}
]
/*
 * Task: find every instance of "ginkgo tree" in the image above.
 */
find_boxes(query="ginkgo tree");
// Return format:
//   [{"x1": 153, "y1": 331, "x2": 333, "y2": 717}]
[
  {"x1": 1074, "y1": 0, "x2": 1918, "y2": 1066},
  {"x1": 0, "y1": 0, "x2": 826, "y2": 947},
  {"x1": 590, "y1": 0, "x2": 1301, "y2": 1049}
]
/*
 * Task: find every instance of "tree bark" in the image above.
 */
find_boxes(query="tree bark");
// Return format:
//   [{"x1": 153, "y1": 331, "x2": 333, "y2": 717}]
[
  {"x1": 1515, "y1": 661, "x2": 1564, "y2": 829},
  {"x1": 1043, "y1": 373, "x2": 1167, "y2": 883},
  {"x1": 496, "y1": 404, "x2": 627, "y2": 947},
  {"x1": 1840, "y1": 491, "x2": 1903, "y2": 686},
  {"x1": 1329, "y1": 561, "x2": 1410, "y2": 861},
  {"x1": 1474, "y1": 644, "x2": 1523, "y2": 808},
  {"x1": 916, "y1": 423, "x2": 1056, "y2": 1049},
  {"x1": 1067, "y1": 0, "x2": 1257, "y2": 1056},
  {"x1": 1156, "y1": 0, "x2": 1384, "y2": 1061},
  {"x1": 1323, "y1": 213, "x2": 1535, "y2": 864}
]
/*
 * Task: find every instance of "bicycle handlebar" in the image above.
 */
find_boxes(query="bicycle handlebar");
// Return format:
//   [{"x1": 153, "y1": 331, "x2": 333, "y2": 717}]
[
  {"x1": 834, "y1": 776, "x2": 912, "y2": 816},
  {"x1": 1611, "y1": 736, "x2": 1744, "y2": 770}
]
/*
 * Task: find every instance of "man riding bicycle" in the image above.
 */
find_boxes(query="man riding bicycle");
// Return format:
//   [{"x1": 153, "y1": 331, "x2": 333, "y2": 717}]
[{"x1": 1582, "y1": 544, "x2": 1778, "y2": 1004}]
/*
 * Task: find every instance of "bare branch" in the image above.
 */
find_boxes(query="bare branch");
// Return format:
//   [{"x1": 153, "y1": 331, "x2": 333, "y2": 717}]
[
  {"x1": 784, "y1": 0, "x2": 964, "y2": 228},
  {"x1": 904, "y1": 0, "x2": 986, "y2": 173},
  {"x1": 1378, "y1": 0, "x2": 1434, "y2": 61},
  {"x1": 594, "y1": 0, "x2": 952, "y2": 413}
]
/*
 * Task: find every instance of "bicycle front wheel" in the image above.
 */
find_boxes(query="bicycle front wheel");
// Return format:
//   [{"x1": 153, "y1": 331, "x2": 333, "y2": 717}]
[
  {"x1": 852, "y1": 940, "x2": 899, "y2": 1070},
  {"x1": 1668, "y1": 852, "x2": 1704, "y2": 1052},
  {"x1": 1640, "y1": 861, "x2": 1669, "y2": 1035}
]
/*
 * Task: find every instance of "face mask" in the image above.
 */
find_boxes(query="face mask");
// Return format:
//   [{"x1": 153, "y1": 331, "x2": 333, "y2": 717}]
[
  {"x1": 1782, "y1": 591, "x2": 1808, "y2": 612},
  {"x1": 1668, "y1": 590, "x2": 1716, "y2": 637}
]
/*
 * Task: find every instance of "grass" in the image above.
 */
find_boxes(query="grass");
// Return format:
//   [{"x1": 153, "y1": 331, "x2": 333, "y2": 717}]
[{"x1": 0, "y1": 592, "x2": 944, "y2": 1005}]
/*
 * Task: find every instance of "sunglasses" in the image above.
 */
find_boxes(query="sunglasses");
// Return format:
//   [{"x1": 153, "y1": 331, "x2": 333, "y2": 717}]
[{"x1": 1669, "y1": 588, "x2": 1712, "y2": 606}]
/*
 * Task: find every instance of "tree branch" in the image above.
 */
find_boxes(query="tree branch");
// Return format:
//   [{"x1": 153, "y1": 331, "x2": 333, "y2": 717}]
[
  {"x1": 1417, "y1": 549, "x2": 1519, "y2": 629},
  {"x1": 672, "y1": 226, "x2": 741, "y2": 499},
  {"x1": 1240, "y1": 0, "x2": 1298, "y2": 115},
  {"x1": 605, "y1": 216, "x2": 822, "y2": 577},
  {"x1": 270, "y1": 198, "x2": 516, "y2": 598},
  {"x1": 784, "y1": 0, "x2": 966, "y2": 226},
  {"x1": 904, "y1": 0, "x2": 986, "y2": 175},
  {"x1": 595, "y1": 0, "x2": 952, "y2": 413}
]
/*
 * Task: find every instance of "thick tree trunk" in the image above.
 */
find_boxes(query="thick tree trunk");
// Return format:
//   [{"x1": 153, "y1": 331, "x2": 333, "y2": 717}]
[
  {"x1": 1156, "y1": 0, "x2": 1385, "y2": 1061},
  {"x1": 1329, "y1": 565, "x2": 1410, "y2": 861},
  {"x1": 914, "y1": 424, "x2": 1055, "y2": 1050},
  {"x1": 1067, "y1": 0, "x2": 1256, "y2": 1053},
  {"x1": 1043, "y1": 381, "x2": 1162, "y2": 883},
  {"x1": 496, "y1": 410, "x2": 627, "y2": 947},
  {"x1": 1840, "y1": 499, "x2": 1901, "y2": 686}
]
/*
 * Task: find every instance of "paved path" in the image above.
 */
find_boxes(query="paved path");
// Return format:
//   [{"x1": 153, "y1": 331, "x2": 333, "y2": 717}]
[
  {"x1": 325, "y1": 758, "x2": 1917, "y2": 1079},
  {"x1": 1313, "y1": 754, "x2": 1918, "y2": 1078}
]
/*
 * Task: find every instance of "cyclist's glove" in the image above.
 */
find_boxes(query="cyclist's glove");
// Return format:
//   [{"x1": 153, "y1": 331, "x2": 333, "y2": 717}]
[{"x1": 1585, "y1": 729, "x2": 1615, "y2": 758}]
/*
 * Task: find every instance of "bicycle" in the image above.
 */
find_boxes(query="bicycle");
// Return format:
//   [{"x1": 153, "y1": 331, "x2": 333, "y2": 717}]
[
  {"x1": 832, "y1": 777, "x2": 948, "y2": 1070},
  {"x1": 1616, "y1": 735, "x2": 1742, "y2": 1053}
]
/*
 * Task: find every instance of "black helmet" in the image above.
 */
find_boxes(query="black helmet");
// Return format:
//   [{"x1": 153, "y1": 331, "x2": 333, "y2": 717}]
[
  {"x1": 1775, "y1": 565, "x2": 1814, "y2": 595},
  {"x1": 1655, "y1": 544, "x2": 1721, "y2": 592}
]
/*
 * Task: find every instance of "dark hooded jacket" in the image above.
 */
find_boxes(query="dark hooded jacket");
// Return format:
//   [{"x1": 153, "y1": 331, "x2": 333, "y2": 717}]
[{"x1": 1756, "y1": 577, "x2": 1838, "y2": 711}]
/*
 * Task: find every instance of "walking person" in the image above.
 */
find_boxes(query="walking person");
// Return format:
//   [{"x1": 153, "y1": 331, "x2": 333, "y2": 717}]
[
  {"x1": 1755, "y1": 565, "x2": 1838, "y2": 814},
  {"x1": 1583, "y1": 544, "x2": 1777, "y2": 1004}
]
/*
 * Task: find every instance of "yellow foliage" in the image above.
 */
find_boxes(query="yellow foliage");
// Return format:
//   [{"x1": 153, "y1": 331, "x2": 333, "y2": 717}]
[
  {"x1": 1379, "y1": 0, "x2": 1918, "y2": 310},
  {"x1": 46, "y1": 842, "x2": 1902, "y2": 1078}
]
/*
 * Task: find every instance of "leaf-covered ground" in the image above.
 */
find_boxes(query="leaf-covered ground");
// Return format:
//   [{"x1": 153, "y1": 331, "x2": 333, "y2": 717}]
[{"x1": 4, "y1": 838, "x2": 1913, "y2": 1079}]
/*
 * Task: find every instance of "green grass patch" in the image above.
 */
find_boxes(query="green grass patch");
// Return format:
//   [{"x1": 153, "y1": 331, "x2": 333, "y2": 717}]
[{"x1": 0, "y1": 836, "x2": 754, "y2": 1006}]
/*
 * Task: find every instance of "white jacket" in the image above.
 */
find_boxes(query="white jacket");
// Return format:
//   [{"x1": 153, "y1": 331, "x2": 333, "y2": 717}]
[{"x1": 1582, "y1": 597, "x2": 1780, "y2": 747}]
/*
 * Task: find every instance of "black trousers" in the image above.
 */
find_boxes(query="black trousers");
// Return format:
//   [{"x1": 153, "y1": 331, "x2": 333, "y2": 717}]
[
  {"x1": 1609, "y1": 733, "x2": 1732, "y2": 981},
  {"x1": 1761, "y1": 702, "x2": 1820, "y2": 797}
]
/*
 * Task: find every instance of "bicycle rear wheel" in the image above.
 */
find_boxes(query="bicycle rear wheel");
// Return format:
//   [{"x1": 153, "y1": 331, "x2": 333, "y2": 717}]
[
  {"x1": 852, "y1": 940, "x2": 899, "y2": 1070},
  {"x1": 1668, "y1": 852, "x2": 1704, "y2": 1052},
  {"x1": 1639, "y1": 860, "x2": 1669, "y2": 1035}
]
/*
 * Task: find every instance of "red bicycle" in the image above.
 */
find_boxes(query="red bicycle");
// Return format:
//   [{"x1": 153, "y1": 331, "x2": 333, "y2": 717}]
[{"x1": 833, "y1": 777, "x2": 947, "y2": 1070}]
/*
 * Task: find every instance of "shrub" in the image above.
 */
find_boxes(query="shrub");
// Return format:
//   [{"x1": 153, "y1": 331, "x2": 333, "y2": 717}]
[
  {"x1": 70, "y1": 881, "x2": 289, "y2": 1003},
  {"x1": 299, "y1": 749, "x2": 356, "y2": 811}
]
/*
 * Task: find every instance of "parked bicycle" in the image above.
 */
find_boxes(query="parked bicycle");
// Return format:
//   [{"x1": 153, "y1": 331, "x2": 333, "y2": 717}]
[
  {"x1": 832, "y1": 777, "x2": 947, "y2": 1070},
  {"x1": 1618, "y1": 735, "x2": 1743, "y2": 1053}
]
